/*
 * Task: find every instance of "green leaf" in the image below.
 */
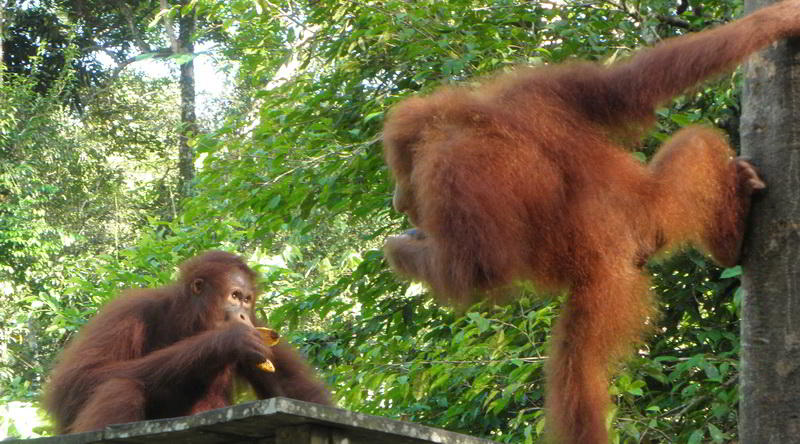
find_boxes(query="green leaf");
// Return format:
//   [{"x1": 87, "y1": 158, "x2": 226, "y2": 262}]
[
  {"x1": 364, "y1": 111, "x2": 383, "y2": 123},
  {"x1": 703, "y1": 363, "x2": 721, "y2": 381},
  {"x1": 267, "y1": 194, "x2": 282, "y2": 210},
  {"x1": 708, "y1": 423, "x2": 724, "y2": 443},
  {"x1": 632, "y1": 151, "x2": 646, "y2": 163},
  {"x1": 688, "y1": 429, "x2": 705, "y2": 444},
  {"x1": 467, "y1": 312, "x2": 490, "y2": 333},
  {"x1": 626, "y1": 386, "x2": 644, "y2": 396},
  {"x1": 720, "y1": 265, "x2": 742, "y2": 278}
]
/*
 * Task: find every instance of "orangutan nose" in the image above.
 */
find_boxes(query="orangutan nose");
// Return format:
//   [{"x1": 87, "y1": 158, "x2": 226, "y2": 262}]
[{"x1": 235, "y1": 312, "x2": 254, "y2": 327}]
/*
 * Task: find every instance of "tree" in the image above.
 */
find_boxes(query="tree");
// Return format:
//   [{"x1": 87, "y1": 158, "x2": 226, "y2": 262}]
[
  {"x1": 0, "y1": 0, "x2": 7, "y2": 77},
  {"x1": 1, "y1": 3, "x2": 105, "y2": 108},
  {"x1": 71, "y1": 0, "x2": 200, "y2": 199},
  {"x1": 739, "y1": 0, "x2": 800, "y2": 442},
  {"x1": 8, "y1": 0, "x2": 204, "y2": 199},
  {"x1": 175, "y1": 0, "x2": 197, "y2": 198}
]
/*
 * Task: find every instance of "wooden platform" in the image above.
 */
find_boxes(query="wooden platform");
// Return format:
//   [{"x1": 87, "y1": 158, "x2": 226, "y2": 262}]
[{"x1": 8, "y1": 397, "x2": 500, "y2": 444}]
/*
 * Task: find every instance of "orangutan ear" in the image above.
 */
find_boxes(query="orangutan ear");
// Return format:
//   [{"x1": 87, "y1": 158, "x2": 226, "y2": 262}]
[{"x1": 191, "y1": 278, "x2": 204, "y2": 295}]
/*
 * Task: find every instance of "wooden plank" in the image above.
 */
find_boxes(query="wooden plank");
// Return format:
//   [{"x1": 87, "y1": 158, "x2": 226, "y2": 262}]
[{"x1": 6, "y1": 398, "x2": 500, "y2": 444}]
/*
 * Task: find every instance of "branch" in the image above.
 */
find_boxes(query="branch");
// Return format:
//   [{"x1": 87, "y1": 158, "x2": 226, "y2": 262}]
[
  {"x1": 160, "y1": 0, "x2": 180, "y2": 54},
  {"x1": 110, "y1": 47, "x2": 174, "y2": 78},
  {"x1": 82, "y1": 47, "x2": 174, "y2": 104},
  {"x1": 657, "y1": 15, "x2": 692, "y2": 29},
  {"x1": 111, "y1": 0, "x2": 152, "y2": 53}
]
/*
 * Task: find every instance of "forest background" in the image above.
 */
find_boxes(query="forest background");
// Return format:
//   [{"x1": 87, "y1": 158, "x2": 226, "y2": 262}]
[{"x1": 0, "y1": 0, "x2": 750, "y2": 442}]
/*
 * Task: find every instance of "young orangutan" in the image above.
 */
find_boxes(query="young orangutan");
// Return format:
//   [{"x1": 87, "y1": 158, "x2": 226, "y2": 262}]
[
  {"x1": 381, "y1": 2, "x2": 796, "y2": 443},
  {"x1": 45, "y1": 251, "x2": 331, "y2": 434}
]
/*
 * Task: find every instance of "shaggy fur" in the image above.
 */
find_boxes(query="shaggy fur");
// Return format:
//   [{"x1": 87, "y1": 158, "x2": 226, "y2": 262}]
[
  {"x1": 381, "y1": 2, "x2": 800, "y2": 442},
  {"x1": 44, "y1": 251, "x2": 331, "y2": 434}
]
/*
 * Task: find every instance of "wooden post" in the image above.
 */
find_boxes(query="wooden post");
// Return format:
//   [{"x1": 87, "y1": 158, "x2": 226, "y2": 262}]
[{"x1": 739, "y1": 1, "x2": 800, "y2": 442}]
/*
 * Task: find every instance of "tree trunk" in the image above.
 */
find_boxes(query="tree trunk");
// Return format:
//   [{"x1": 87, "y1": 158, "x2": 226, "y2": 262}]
[
  {"x1": 0, "y1": 0, "x2": 7, "y2": 83},
  {"x1": 177, "y1": 3, "x2": 196, "y2": 199},
  {"x1": 739, "y1": 1, "x2": 800, "y2": 442}
]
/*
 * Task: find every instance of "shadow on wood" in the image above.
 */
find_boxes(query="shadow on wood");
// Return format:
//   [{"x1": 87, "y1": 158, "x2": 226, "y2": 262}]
[{"x1": 7, "y1": 397, "x2": 501, "y2": 444}]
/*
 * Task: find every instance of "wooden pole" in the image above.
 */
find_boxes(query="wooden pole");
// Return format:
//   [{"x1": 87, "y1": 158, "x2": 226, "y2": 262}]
[{"x1": 739, "y1": 1, "x2": 800, "y2": 442}]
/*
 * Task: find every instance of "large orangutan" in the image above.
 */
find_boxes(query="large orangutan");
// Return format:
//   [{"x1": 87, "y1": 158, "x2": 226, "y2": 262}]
[
  {"x1": 44, "y1": 251, "x2": 331, "y2": 434},
  {"x1": 381, "y1": 2, "x2": 799, "y2": 443}
]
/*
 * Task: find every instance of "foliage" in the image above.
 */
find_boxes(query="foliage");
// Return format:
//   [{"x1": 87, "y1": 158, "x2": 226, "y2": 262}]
[
  {"x1": 1, "y1": 0, "x2": 751, "y2": 442},
  {"x1": 0, "y1": 50, "x2": 180, "y2": 438},
  {"x1": 0, "y1": 67, "x2": 107, "y2": 406},
  {"x1": 2, "y1": 3, "x2": 105, "y2": 108}
]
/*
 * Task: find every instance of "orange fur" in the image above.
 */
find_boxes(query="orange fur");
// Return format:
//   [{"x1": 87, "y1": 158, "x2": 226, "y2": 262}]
[{"x1": 381, "y1": 2, "x2": 798, "y2": 442}]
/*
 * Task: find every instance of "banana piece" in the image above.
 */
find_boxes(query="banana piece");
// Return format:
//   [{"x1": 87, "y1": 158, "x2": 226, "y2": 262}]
[
  {"x1": 257, "y1": 359, "x2": 276, "y2": 372},
  {"x1": 255, "y1": 327, "x2": 280, "y2": 373}
]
